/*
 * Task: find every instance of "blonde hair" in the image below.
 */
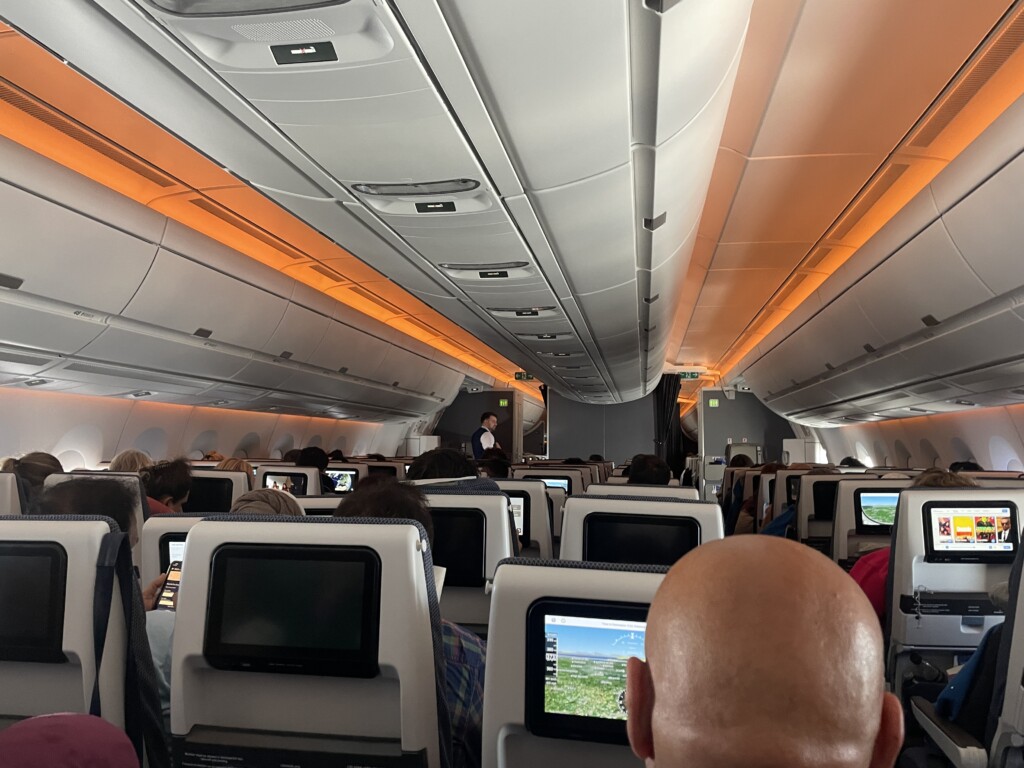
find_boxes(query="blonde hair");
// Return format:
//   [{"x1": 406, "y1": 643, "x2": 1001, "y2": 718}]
[
  {"x1": 109, "y1": 449, "x2": 154, "y2": 473},
  {"x1": 215, "y1": 457, "x2": 254, "y2": 476},
  {"x1": 229, "y1": 489, "x2": 303, "y2": 517}
]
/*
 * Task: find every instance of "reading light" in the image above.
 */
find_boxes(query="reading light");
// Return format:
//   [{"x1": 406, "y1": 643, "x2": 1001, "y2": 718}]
[
  {"x1": 24, "y1": 378, "x2": 49, "y2": 387},
  {"x1": 130, "y1": 391, "x2": 152, "y2": 398},
  {"x1": 353, "y1": 179, "x2": 479, "y2": 196}
]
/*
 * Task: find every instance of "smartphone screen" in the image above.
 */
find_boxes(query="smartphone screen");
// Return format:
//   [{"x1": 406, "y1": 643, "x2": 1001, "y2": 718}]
[{"x1": 157, "y1": 561, "x2": 182, "y2": 611}]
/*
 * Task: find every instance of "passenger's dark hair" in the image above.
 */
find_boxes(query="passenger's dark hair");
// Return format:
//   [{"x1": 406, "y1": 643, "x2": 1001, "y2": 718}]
[
  {"x1": 141, "y1": 459, "x2": 192, "y2": 504},
  {"x1": 727, "y1": 454, "x2": 754, "y2": 468},
  {"x1": 2, "y1": 452, "x2": 63, "y2": 504},
  {"x1": 627, "y1": 454, "x2": 671, "y2": 485},
  {"x1": 589, "y1": 454, "x2": 605, "y2": 462},
  {"x1": 296, "y1": 446, "x2": 329, "y2": 472},
  {"x1": 282, "y1": 448, "x2": 302, "y2": 463},
  {"x1": 35, "y1": 479, "x2": 136, "y2": 539},
  {"x1": 911, "y1": 469, "x2": 979, "y2": 489},
  {"x1": 327, "y1": 449, "x2": 346, "y2": 461},
  {"x1": 562, "y1": 457, "x2": 586, "y2": 465},
  {"x1": 839, "y1": 456, "x2": 866, "y2": 468},
  {"x1": 480, "y1": 411, "x2": 497, "y2": 424},
  {"x1": 406, "y1": 448, "x2": 478, "y2": 481},
  {"x1": 949, "y1": 460, "x2": 984, "y2": 473},
  {"x1": 365, "y1": 453, "x2": 387, "y2": 462},
  {"x1": 477, "y1": 458, "x2": 511, "y2": 479},
  {"x1": 334, "y1": 478, "x2": 434, "y2": 546},
  {"x1": 481, "y1": 447, "x2": 509, "y2": 462}
]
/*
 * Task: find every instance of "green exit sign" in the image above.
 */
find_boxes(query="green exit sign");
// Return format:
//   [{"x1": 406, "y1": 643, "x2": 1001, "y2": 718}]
[
  {"x1": 708, "y1": 398, "x2": 720, "y2": 408},
  {"x1": 499, "y1": 398, "x2": 509, "y2": 407},
  {"x1": 514, "y1": 371, "x2": 535, "y2": 381},
  {"x1": 678, "y1": 371, "x2": 702, "y2": 380}
]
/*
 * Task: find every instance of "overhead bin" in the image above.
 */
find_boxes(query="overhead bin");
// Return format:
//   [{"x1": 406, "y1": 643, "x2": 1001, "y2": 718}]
[{"x1": 307, "y1": 320, "x2": 392, "y2": 380}]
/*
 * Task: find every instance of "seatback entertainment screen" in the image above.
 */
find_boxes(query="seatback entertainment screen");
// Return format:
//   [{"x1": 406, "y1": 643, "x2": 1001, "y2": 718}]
[{"x1": 923, "y1": 501, "x2": 1018, "y2": 564}]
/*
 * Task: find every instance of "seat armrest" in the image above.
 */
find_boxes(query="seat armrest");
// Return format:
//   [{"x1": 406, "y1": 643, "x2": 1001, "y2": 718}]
[{"x1": 911, "y1": 697, "x2": 988, "y2": 768}]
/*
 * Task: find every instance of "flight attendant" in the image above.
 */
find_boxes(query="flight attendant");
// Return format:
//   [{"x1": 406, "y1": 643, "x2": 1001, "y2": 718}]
[{"x1": 471, "y1": 412, "x2": 499, "y2": 459}]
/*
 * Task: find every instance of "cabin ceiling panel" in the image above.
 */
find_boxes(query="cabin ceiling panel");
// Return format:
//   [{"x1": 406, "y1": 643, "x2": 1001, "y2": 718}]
[
  {"x1": 751, "y1": 0, "x2": 1012, "y2": 157},
  {"x1": 697, "y1": 267, "x2": 793, "y2": 310},
  {"x1": 709, "y1": 242, "x2": 812, "y2": 272},
  {"x1": 720, "y1": 154, "x2": 885, "y2": 244},
  {"x1": 529, "y1": 162, "x2": 638, "y2": 297},
  {"x1": 437, "y1": 0, "x2": 631, "y2": 191}
]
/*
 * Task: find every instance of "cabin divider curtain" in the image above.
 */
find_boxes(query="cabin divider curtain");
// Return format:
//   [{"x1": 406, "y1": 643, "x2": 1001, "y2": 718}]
[{"x1": 653, "y1": 374, "x2": 685, "y2": 477}]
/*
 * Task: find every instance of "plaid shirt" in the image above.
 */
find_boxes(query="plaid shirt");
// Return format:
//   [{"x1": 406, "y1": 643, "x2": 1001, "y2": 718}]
[{"x1": 442, "y1": 620, "x2": 486, "y2": 768}]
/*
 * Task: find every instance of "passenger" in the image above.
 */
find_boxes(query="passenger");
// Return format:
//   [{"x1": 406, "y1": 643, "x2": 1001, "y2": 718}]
[
  {"x1": 477, "y1": 458, "x2": 510, "y2": 479},
  {"x1": 949, "y1": 460, "x2": 984, "y2": 473},
  {"x1": 328, "y1": 449, "x2": 346, "y2": 461},
  {"x1": 35, "y1": 478, "x2": 139, "y2": 546},
  {"x1": 626, "y1": 454, "x2": 671, "y2": 485},
  {"x1": 229, "y1": 488, "x2": 303, "y2": 517},
  {"x1": 109, "y1": 448, "x2": 154, "y2": 473},
  {"x1": 759, "y1": 465, "x2": 825, "y2": 537},
  {"x1": 140, "y1": 459, "x2": 192, "y2": 514},
  {"x1": 728, "y1": 454, "x2": 755, "y2": 468},
  {"x1": 297, "y1": 446, "x2": 336, "y2": 493},
  {"x1": 625, "y1": 536, "x2": 903, "y2": 768},
  {"x1": 215, "y1": 456, "x2": 254, "y2": 477},
  {"x1": 733, "y1": 461, "x2": 786, "y2": 534},
  {"x1": 470, "y1": 411, "x2": 499, "y2": 460},
  {"x1": 0, "y1": 712, "x2": 140, "y2": 768},
  {"x1": 850, "y1": 469, "x2": 979, "y2": 623},
  {"x1": 722, "y1": 454, "x2": 755, "y2": 534},
  {"x1": 407, "y1": 448, "x2": 479, "y2": 481},
  {"x1": 2, "y1": 451, "x2": 63, "y2": 507},
  {"x1": 334, "y1": 479, "x2": 485, "y2": 768},
  {"x1": 201, "y1": 450, "x2": 224, "y2": 462},
  {"x1": 588, "y1": 453, "x2": 605, "y2": 462},
  {"x1": 365, "y1": 453, "x2": 387, "y2": 462},
  {"x1": 562, "y1": 457, "x2": 586, "y2": 465},
  {"x1": 840, "y1": 456, "x2": 867, "y2": 468},
  {"x1": 282, "y1": 448, "x2": 302, "y2": 462}
]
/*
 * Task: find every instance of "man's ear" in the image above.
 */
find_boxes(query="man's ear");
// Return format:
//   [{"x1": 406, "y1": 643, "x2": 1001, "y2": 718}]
[
  {"x1": 869, "y1": 692, "x2": 904, "y2": 768},
  {"x1": 626, "y1": 656, "x2": 655, "y2": 762}
]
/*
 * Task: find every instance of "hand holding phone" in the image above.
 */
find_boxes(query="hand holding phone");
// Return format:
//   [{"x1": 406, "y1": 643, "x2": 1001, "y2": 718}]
[{"x1": 156, "y1": 561, "x2": 182, "y2": 611}]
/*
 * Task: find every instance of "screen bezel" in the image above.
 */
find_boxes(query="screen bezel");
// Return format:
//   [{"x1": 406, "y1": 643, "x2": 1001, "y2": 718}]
[
  {"x1": 0, "y1": 542, "x2": 68, "y2": 663},
  {"x1": 262, "y1": 472, "x2": 308, "y2": 495},
  {"x1": 366, "y1": 465, "x2": 397, "y2": 478},
  {"x1": 159, "y1": 531, "x2": 189, "y2": 573},
  {"x1": 428, "y1": 508, "x2": 487, "y2": 588},
  {"x1": 203, "y1": 544, "x2": 381, "y2": 677},
  {"x1": 786, "y1": 474, "x2": 802, "y2": 506},
  {"x1": 538, "y1": 476, "x2": 572, "y2": 495},
  {"x1": 524, "y1": 597, "x2": 648, "y2": 745},
  {"x1": 582, "y1": 512, "x2": 701, "y2": 567},
  {"x1": 505, "y1": 491, "x2": 531, "y2": 546},
  {"x1": 854, "y1": 488, "x2": 899, "y2": 536},
  {"x1": 922, "y1": 500, "x2": 1019, "y2": 564},
  {"x1": 182, "y1": 476, "x2": 234, "y2": 513}
]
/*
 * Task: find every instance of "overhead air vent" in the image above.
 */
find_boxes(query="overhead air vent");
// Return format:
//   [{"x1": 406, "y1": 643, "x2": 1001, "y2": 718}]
[
  {"x1": 0, "y1": 79, "x2": 176, "y2": 187},
  {"x1": 487, "y1": 306, "x2": 559, "y2": 319},
  {"x1": 353, "y1": 179, "x2": 479, "y2": 196},
  {"x1": 310, "y1": 264, "x2": 345, "y2": 283},
  {"x1": 148, "y1": 0, "x2": 351, "y2": 15},
  {"x1": 188, "y1": 198, "x2": 307, "y2": 260},
  {"x1": 230, "y1": 17, "x2": 337, "y2": 41},
  {"x1": 0, "y1": 349, "x2": 52, "y2": 367},
  {"x1": 345, "y1": 285, "x2": 401, "y2": 314},
  {"x1": 439, "y1": 261, "x2": 534, "y2": 282},
  {"x1": 0, "y1": 273, "x2": 24, "y2": 290},
  {"x1": 909, "y1": 7, "x2": 1024, "y2": 148}
]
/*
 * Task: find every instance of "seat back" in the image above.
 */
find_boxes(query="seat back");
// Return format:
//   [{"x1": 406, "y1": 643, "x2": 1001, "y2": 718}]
[
  {"x1": 254, "y1": 466, "x2": 320, "y2": 496},
  {"x1": 0, "y1": 472, "x2": 25, "y2": 516},
  {"x1": 139, "y1": 513, "x2": 208, "y2": 585},
  {"x1": 887, "y1": 489, "x2": 1024, "y2": 696},
  {"x1": 988, "y1": 546, "x2": 1024, "y2": 758},
  {"x1": 560, "y1": 495, "x2": 724, "y2": 565},
  {"x1": 296, "y1": 495, "x2": 339, "y2": 516},
  {"x1": 482, "y1": 559, "x2": 664, "y2": 768},
  {"x1": 587, "y1": 483, "x2": 699, "y2": 501},
  {"x1": 357, "y1": 461, "x2": 407, "y2": 481},
  {"x1": 832, "y1": 478, "x2": 910, "y2": 565},
  {"x1": 494, "y1": 479, "x2": 553, "y2": 559},
  {"x1": 422, "y1": 489, "x2": 516, "y2": 629},
  {"x1": 170, "y1": 516, "x2": 451, "y2": 768},
  {"x1": 0, "y1": 516, "x2": 126, "y2": 728},
  {"x1": 972, "y1": 477, "x2": 1024, "y2": 489},
  {"x1": 184, "y1": 470, "x2": 250, "y2": 512},
  {"x1": 796, "y1": 474, "x2": 848, "y2": 551},
  {"x1": 325, "y1": 463, "x2": 368, "y2": 495},
  {"x1": 773, "y1": 469, "x2": 809, "y2": 521},
  {"x1": 547, "y1": 487, "x2": 567, "y2": 538}
]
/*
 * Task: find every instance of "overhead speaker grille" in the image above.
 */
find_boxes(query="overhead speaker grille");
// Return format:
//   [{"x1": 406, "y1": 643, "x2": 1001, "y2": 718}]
[
  {"x1": 830, "y1": 163, "x2": 911, "y2": 241},
  {"x1": 346, "y1": 285, "x2": 401, "y2": 315},
  {"x1": 231, "y1": 18, "x2": 335, "y2": 42},
  {"x1": 909, "y1": 7, "x2": 1024, "y2": 148},
  {"x1": 0, "y1": 79, "x2": 177, "y2": 187}
]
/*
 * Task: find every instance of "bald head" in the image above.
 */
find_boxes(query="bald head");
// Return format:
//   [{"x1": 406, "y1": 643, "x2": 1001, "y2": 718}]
[{"x1": 627, "y1": 537, "x2": 903, "y2": 768}]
